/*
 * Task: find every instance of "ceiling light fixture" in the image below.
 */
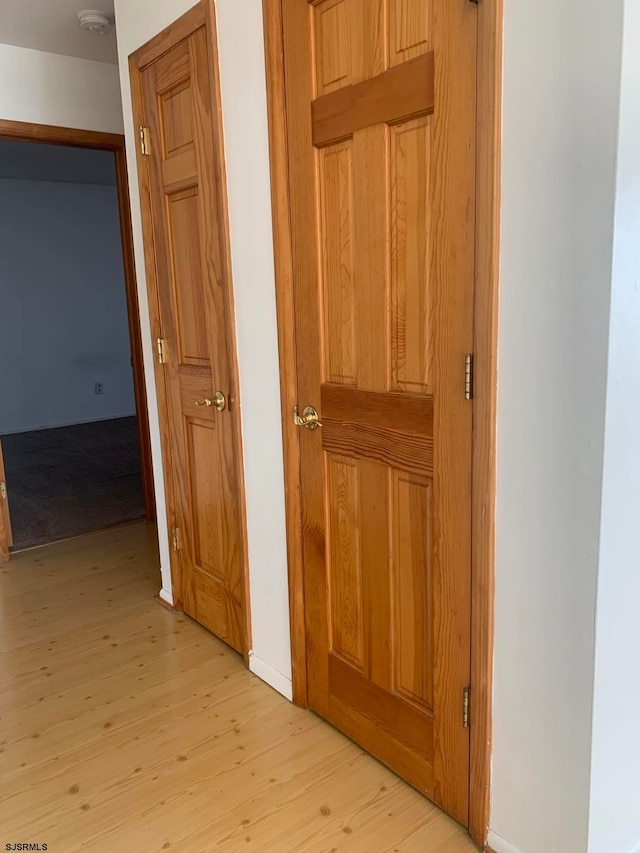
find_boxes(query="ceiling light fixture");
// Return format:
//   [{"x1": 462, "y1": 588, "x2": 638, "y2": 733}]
[{"x1": 77, "y1": 10, "x2": 113, "y2": 35}]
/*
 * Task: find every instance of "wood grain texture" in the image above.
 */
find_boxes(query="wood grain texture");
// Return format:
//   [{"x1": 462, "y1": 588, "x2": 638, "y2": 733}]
[
  {"x1": 429, "y1": 0, "x2": 476, "y2": 825},
  {"x1": 321, "y1": 384, "x2": 433, "y2": 432},
  {"x1": 469, "y1": 0, "x2": 503, "y2": 845},
  {"x1": 319, "y1": 140, "x2": 356, "y2": 385},
  {"x1": 0, "y1": 439, "x2": 12, "y2": 561},
  {"x1": 314, "y1": 0, "x2": 351, "y2": 94},
  {"x1": 0, "y1": 523, "x2": 477, "y2": 852},
  {"x1": 0, "y1": 120, "x2": 123, "y2": 150},
  {"x1": 322, "y1": 419, "x2": 433, "y2": 477},
  {"x1": 266, "y1": 0, "x2": 500, "y2": 845},
  {"x1": 262, "y1": 0, "x2": 309, "y2": 705},
  {"x1": 391, "y1": 116, "x2": 433, "y2": 394},
  {"x1": 282, "y1": 0, "x2": 330, "y2": 723},
  {"x1": 312, "y1": 52, "x2": 435, "y2": 147},
  {"x1": 350, "y1": 123, "x2": 389, "y2": 392},
  {"x1": 282, "y1": 0, "x2": 476, "y2": 829},
  {"x1": 130, "y1": 1, "x2": 248, "y2": 654},
  {"x1": 327, "y1": 456, "x2": 363, "y2": 668},
  {"x1": 330, "y1": 655, "x2": 434, "y2": 764},
  {"x1": 129, "y1": 3, "x2": 207, "y2": 69},
  {"x1": 392, "y1": 471, "x2": 434, "y2": 710},
  {"x1": 389, "y1": 0, "x2": 431, "y2": 66}
]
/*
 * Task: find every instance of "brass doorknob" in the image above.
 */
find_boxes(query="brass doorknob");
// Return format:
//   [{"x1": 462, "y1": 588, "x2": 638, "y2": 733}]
[
  {"x1": 293, "y1": 405, "x2": 322, "y2": 430},
  {"x1": 195, "y1": 391, "x2": 226, "y2": 412}
]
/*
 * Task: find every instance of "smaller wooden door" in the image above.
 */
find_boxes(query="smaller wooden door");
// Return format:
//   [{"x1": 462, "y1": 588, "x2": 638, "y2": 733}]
[
  {"x1": 0, "y1": 439, "x2": 13, "y2": 562},
  {"x1": 132, "y1": 6, "x2": 247, "y2": 652}
]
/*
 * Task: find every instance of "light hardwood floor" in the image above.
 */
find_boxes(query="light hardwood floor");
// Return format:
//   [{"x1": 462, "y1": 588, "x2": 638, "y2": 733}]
[{"x1": 0, "y1": 522, "x2": 479, "y2": 852}]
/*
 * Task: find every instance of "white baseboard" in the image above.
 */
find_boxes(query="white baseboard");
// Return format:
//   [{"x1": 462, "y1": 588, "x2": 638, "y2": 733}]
[
  {"x1": 158, "y1": 587, "x2": 174, "y2": 607},
  {"x1": 486, "y1": 830, "x2": 523, "y2": 853},
  {"x1": 249, "y1": 653, "x2": 293, "y2": 701}
]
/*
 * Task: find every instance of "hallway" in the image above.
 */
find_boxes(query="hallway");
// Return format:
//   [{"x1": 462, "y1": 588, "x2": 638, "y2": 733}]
[{"x1": 0, "y1": 523, "x2": 477, "y2": 852}]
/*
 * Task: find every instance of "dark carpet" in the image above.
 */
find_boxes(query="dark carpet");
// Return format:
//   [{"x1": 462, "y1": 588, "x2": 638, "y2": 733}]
[{"x1": 2, "y1": 417, "x2": 145, "y2": 551}]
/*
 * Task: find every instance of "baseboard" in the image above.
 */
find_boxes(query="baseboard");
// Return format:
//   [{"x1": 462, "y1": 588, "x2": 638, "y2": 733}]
[
  {"x1": 158, "y1": 587, "x2": 174, "y2": 607},
  {"x1": 249, "y1": 653, "x2": 293, "y2": 701},
  {"x1": 486, "y1": 831, "x2": 523, "y2": 853}
]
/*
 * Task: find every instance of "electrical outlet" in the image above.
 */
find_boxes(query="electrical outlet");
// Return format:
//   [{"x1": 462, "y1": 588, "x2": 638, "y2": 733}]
[{"x1": 95, "y1": 382, "x2": 104, "y2": 396}]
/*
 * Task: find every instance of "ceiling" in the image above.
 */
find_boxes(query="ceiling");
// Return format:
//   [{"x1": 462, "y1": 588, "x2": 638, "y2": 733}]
[{"x1": 0, "y1": 0, "x2": 118, "y2": 65}]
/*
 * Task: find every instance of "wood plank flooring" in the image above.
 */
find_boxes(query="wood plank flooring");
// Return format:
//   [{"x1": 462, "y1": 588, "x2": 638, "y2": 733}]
[{"x1": 0, "y1": 522, "x2": 478, "y2": 852}]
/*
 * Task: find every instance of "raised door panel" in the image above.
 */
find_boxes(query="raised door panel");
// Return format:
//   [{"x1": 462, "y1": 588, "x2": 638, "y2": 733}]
[
  {"x1": 392, "y1": 470, "x2": 434, "y2": 710},
  {"x1": 167, "y1": 187, "x2": 210, "y2": 366},
  {"x1": 318, "y1": 141, "x2": 356, "y2": 385},
  {"x1": 391, "y1": 116, "x2": 432, "y2": 394},
  {"x1": 160, "y1": 81, "x2": 193, "y2": 155},
  {"x1": 389, "y1": 0, "x2": 431, "y2": 65},
  {"x1": 313, "y1": 0, "x2": 351, "y2": 95},
  {"x1": 327, "y1": 455, "x2": 363, "y2": 669}
]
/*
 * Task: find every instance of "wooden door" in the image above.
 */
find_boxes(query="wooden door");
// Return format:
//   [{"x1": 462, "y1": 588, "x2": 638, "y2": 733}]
[
  {"x1": 0, "y1": 438, "x2": 13, "y2": 562},
  {"x1": 132, "y1": 12, "x2": 247, "y2": 653},
  {"x1": 283, "y1": 0, "x2": 476, "y2": 823}
]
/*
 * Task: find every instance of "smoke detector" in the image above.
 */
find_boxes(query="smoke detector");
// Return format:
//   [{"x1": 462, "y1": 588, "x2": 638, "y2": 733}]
[{"x1": 77, "y1": 10, "x2": 113, "y2": 35}]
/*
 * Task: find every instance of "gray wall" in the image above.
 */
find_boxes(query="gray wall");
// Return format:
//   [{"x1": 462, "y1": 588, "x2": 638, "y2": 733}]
[{"x1": 0, "y1": 171, "x2": 135, "y2": 434}]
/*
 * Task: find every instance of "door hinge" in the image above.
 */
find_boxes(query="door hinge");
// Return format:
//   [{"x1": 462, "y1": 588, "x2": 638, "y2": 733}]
[
  {"x1": 464, "y1": 353, "x2": 474, "y2": 401},
  {"x1": 463, "y1": 686, "x2": 470, "y2": 729},
  {"x1": 139, "y1": 125, "x2": 150, "y2": 156},
  {"x1": 171, "y1": 525, "x2": 180, "y2": 552},
  {"x1": 157, "y1": 337, "x2": 167, "y2": 365},
  {"x1": 0, "y1": 482, "x2": 6, "y2": 501}
]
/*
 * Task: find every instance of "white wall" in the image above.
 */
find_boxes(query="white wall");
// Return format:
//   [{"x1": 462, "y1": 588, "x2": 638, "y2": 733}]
[
  {"x1": 488, "y1": 2, "x2": 625, "y2": 853},
  {"x1": 0, "y1": 178, "x2": 135, "y2": 434},
  {"x1": 0, "y1": 43, "x2": 123, "y2": 133},
  {"x1": 588, "y1": 3, "x2": 640, "y2": 853},
  {"x1": 114, "y1": 0, "x2": 292, "y2": 695}
]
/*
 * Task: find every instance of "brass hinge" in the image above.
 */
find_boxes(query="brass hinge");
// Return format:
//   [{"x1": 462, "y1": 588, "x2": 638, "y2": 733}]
[
  {"x1": 464, "y1": 353, "x2": 474, "y2": 401},
  {"x1": 463, "y1": 686, "x2": 470, "y2": 729},
  {"x1": 0, "y1": 482, "x2": 6, "y2": 501},
  {"x1": 139, "y1": 125, "x2": 150, "y2": 156},
  {"x1": 157, "y1": 337, "x2": 167, "y2": 365},
  {"x1": 171, "y1": 525, "x2": 180, "y2": 552}
]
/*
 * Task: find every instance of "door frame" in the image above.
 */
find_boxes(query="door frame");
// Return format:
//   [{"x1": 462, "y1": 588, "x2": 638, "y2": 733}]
[
  {"x1": 261, "y1": 0, "x2": 503, "y2": 847},
  {"x1": 128, "y1": 0, "x2": 252, "y2": 657},
  {"x1": 0, "y1": 118, "x2": 156, "y2": 523}
]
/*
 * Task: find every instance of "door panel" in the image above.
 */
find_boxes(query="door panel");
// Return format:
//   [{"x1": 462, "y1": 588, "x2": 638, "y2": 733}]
[
  {"x1": 283, "y1": 0, "x2": 476, "y2": 823},
  {"x1": 136, "y1": 20, "x2": 246, "y2": 652},
  {"x1": 0, "y1": 438, "x2": 12, "y2": 562}
]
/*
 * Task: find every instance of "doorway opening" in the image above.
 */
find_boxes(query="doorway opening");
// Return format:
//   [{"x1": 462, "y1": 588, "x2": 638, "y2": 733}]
[{"x1": 0, "y1": 121, "x2": 155, "y2": 559}]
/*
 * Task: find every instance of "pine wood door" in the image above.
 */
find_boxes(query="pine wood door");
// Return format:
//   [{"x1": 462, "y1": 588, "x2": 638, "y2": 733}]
[
  {"x1": 283, "y1": 0, "x2": 477, "y2": 823},
  {"x1": 134, "y1": 20, "x2": 246, "y2": 652},
  {"x1": 0, "y1": 438, "x2": 12, "y2": 562}
]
